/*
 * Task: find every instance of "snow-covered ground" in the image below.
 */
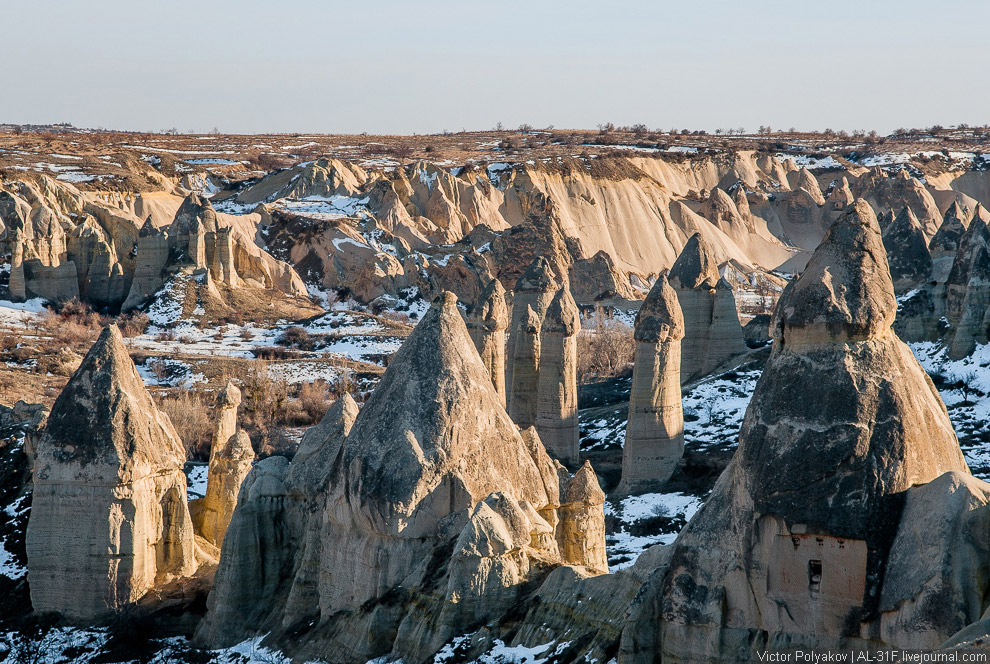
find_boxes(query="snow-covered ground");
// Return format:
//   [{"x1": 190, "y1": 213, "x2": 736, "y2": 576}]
[
  {"x1": 272, "y1": 194, "x2": 371, "y2": 221},
  {"x1": 136, "y1": 357, "x2": 206, "y2": 388},
  {"x1": 605, "y1": 492, "x2": 702, "y2": 571},
  {"x1": 185, "y1": 463, "x2": 209, "y2": 500},
  {"x1": 909, "y1": 341, "x2": 990, "y2": 478},
  {"x1": 434, "y1": 635, "x2": 569, "y2": 664}
]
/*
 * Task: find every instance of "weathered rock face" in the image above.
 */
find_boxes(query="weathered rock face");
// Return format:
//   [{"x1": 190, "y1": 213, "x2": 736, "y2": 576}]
[
  {"x1": 320, "y1": 292, "x2": 559, "y2": 612},
  {"x1": 536, "y1": 287, "x2": 581, "y2": 466},
  {"x1": 879, "y1": 471, "x2": 990, "y2": 650},
  {"x1": 930, "y1": 201, "x2": 970, "y2": 258},
  {"x1": 557, "y1": 461, "x2": 608, "y2": 573},
  {"x1": 190, "y1": 382, "x2": 254, "y2": 548},
  {"x1": 882, "y1": 206, "x2": 933, "y2": 290},
  {"x1": 635, "y1": 200, "x2": 969, "y2": 661},
  {"x1": 508, "y1": 306, "x2": 542, "y2": 429},
  {"x1": 466, "y1": 279, "x2": 508, "y2": 405},
  {"x1": 0, "y1": 177, "x2": 307, "y2": 313},
  {"x1": 200, "y1": 294, "x2": 608, "y2": 663},
  {"x1": 619, "y1": 274, "x2": 685, "y2": 494},
  {"x1": 199, "y1": 395, "x2": 359, "y2": 645},
  {"x1": 26, "y1": 325, "x2": 200, "y2": 621},
  {"x1": 569, "y1": 250, "x2": 638, "y2": 302},
  {"x1": 122, "y1": 217, "x2": 170, "y2": 311},
  {"x1": 198, "y1": 456, "x2": 296, "y2": 644},
  {"x1": 945, "y1": 217, "x2": 990, "y2": 359},
  {"x1": 505, "y1": 256, "x2": 560, "y2": 403},
  {"x1": 668, "y1": 233, "x2": 746, "y2": 382}
]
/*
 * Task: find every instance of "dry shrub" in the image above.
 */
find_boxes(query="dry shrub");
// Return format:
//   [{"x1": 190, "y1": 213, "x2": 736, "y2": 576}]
[
  {"x1": 37, "y1": 299, "x2": 108, "y2": 347},
  {"x1": 159, "y1": 391, "x2": 213, "y2": 460},
  {"x1": 34, "y1": 346, "x2": 81, "y2": 376},
  {"x1": 117, "y1": 311, "x2": 150, "y2": 337},
  {"x1": 276, "y1": 326, "x2": 315, "y2": 351},
  {"x1": 298, "y1": 380, "x2": 331, "y2": 422},
  {"x1": 577, "y1": 307, "x2": 634, "y2": 382},
  {"x1": 0, "y1": 332, "x2": 19, "y2": 354},
  {"x1": 260, "y1": 426, "x2": 296, "y2": 458},
  {"x1": 240, "y1": 362, "x2": 290, "y2": 432},
  {"x1": 252, "y1": 346, "x2": 294, "y2": 360}
]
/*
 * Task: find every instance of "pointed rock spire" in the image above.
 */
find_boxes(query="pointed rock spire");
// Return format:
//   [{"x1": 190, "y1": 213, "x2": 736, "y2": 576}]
[
  {"x1": 633, "y1": 273, "x2": 685, "y2": 344},
  {"x1": 536, "y1": 288, "x2": 581, "y2": 464},
  {"x1": 668, "y1": 233, "x2": 720, "y2": 290},
  {"x1": 882, "y1": 206, "x2": 933, "y2": 286},
  {"x1": 773, "y1": 200, "x2": 896, "y2": 346},
  {"x1": 27, "y1": 324, "x2": 198, "y2": 620},
  {"x1": 930, "y1": 201, "x2": 971, "y2": 256},
  {"x1": 649, "y1": 199, "x2": 968, "y2": 660},
  {"x1": 620, "y1": 274, "x2": 685, "y2": 494},
  {"x1": 320, "y1": 291, "x2": 559, "y2": 610},
  {"x1": 467, "y1": 279, "x2": 509, "y2": 404}
]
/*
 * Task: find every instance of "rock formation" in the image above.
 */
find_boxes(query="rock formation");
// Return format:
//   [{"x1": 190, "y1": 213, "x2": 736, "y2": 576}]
[
  {"x1": 199, "y1": 293, "x2": 608, "y2": 662},
  {"x1": 26, "y1": 325, "x2": 201, "y2": 621},
  {"x1": 668, "y1": 233, "x2": 746, "y2": 382},
  {"x1": 535, "y1": 287, "x2": 581, "y2": 465},
  {"x1": 122, "y1": 217, "x2": 170, "y2": 311},
  {"x1": 568, "y1": 250, "x2": 638, "y2": 302},
  {"x1": 882, "y1": 206, "x2": 933, "y2": 289},
  {"x1": 879, "y1": 471, "x2": 990, "y2": 650},
  {"x1": 636, "y1": 200, "x2": 969, "y2": 661},
  {"x1": 945, "y1": 216, "x2": 990, "y2": 359},
  {"x1": 930, "y1": 201, "x2": 970, "y2": 258},
  {"x1": 557, "y1": 461, "x2": 608, "y2": 573},
  {"x1": 466, "y1": 279, "x2": 508, "y2": 404},
  {"x1": 190, "y1": 382, "x2": 254, "y2": 548},
  {"x1": 619, "y1": 274, "x2": 685, "y2": 494},
  {"x1": 505, "y1": 257, "x2": 559, "y2": 404},
  {"x1": 508, "y1": 305, "x2": 542, "y2": 429}
]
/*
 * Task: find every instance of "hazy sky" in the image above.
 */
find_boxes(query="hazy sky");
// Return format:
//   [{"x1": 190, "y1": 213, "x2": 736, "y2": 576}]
[{"x1": 8, "y1": 0, "x2": 989, "y2": 135}]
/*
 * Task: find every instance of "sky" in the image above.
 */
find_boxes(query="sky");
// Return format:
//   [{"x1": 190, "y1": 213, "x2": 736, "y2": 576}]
[{"x1": 6, "y1": 0, "x2": 989, "y2": 135}]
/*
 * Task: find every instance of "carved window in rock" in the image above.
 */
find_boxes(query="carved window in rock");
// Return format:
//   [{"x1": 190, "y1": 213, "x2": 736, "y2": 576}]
[{"x1": 770, "y1": 533, "x2": 865, "y2": 602}]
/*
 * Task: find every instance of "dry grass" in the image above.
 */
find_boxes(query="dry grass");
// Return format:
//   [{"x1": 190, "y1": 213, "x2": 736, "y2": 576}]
[{"x1": 158, "y1": 391, "x2": 213, "y2": 461}]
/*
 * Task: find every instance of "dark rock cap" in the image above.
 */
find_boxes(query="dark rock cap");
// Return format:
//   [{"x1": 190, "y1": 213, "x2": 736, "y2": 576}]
[
  {"x1": 515, "y1": 256, "x2": 558, "y2": 293},
  {"x1": 772, "y1": 199, "x2": 896, "y2": 344},
  {"x1": 634, "y1": 274, "x2": 685, "y2": 343},
  {"x1": 668, "y1": 233, "x2": 720, "y2": 290},
  {"x1": 541, "y1": 287, "x2": 580, "y2": 336}
]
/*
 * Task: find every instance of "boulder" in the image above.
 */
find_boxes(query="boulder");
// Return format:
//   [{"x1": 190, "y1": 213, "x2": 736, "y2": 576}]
[{"x1": 879, "y1": 471, "x2": 990, "y2": 649}]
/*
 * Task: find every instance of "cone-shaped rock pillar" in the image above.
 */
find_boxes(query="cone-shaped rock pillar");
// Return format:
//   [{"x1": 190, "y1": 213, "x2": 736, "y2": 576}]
[
  {"x1": 506, "y1": 257, "x2": 559, "y2": 404},
  {"x1": 467, "y1": 279, "x2": 509, "y2": 405},
  {"x1": 637, "y1": 200, "x2": 969, "y2": 660},
  {"x1": 192, "y1": 381, "x2": 254, "y2": 548},
  {"x1": 508, "y1": 306, "x2": 542, "y2": 429},
  {"x1": 536, "y1": 287, "x2": 581, "y2": 465},
  {"x1": 619, "y1": 274, "x2": 685, "y2": 494},
  {"x1": 26, "y1": 324, "x2": 199, "y2": 621}
]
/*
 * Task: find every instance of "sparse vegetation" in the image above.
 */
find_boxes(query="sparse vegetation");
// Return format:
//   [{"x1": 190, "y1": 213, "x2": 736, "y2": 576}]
[
  {"x1": 578, "y1": 308, "x2": 634, "y2": 382},
  {"x1": 159, "y1": 390, "x2": 213, "y2": 460}
]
